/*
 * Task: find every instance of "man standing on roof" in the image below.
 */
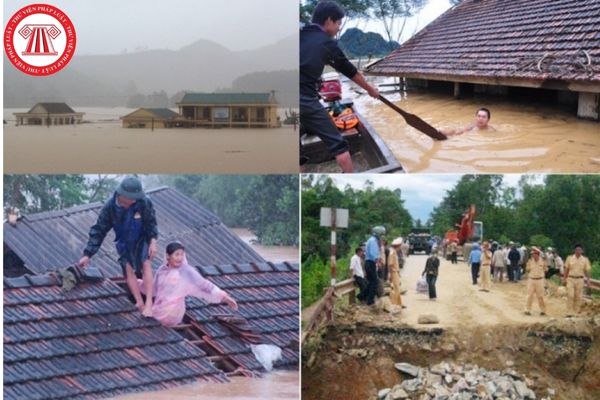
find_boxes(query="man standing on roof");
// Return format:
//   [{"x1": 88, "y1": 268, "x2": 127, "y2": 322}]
[
  {"x1": 79, "y1": 176, "x2": 158, "y2": 317},
  {"x1": 300, "y1": 0, "x2": 380, "y2": 172}
]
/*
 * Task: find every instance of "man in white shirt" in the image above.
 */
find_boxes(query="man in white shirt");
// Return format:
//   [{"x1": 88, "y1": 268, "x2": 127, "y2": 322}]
[{"x1": 350, "y1": 247, "x2": 367, "y2": 303}]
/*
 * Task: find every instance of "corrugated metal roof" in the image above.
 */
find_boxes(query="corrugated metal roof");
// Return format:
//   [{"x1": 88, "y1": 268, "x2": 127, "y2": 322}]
[
  {"x1": 3, "y1": 276, "x2": 227, "y2": 400},
  {"x1": 144, "y1": 108, "x2": 179, "y2": 119},
  {"x1": 29, "y1": 103, "x2": 77, "y2": 114},
  {"x1": 178, "y1": 93, "x2": 275, "y2": 105},
  {"x1": 3, "y1": 187, "x2": 265, "y2": 278},
  {"x1": 185, "y1": 261, "x2": 300, "y2": 371},
  {"x1": 365, "y1": 0, "x2": 600, "y2": 83},
  {"x1": 126, "y1": 108, "x2": 180, "y2": 119}
]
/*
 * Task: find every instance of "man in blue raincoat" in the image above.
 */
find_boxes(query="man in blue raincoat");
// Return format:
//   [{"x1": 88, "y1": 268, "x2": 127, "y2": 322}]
[{"x1": 79, "y1": 176, "x2": 158, "y2": 316}]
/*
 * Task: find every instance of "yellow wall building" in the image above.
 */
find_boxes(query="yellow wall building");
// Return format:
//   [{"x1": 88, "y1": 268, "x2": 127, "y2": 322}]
[
  {"x1": 121, "y1": 108, "x2": 180, "y2": 129},
  {"x1": 177, "y1": 92, "x2": 279, "y2": 128}
]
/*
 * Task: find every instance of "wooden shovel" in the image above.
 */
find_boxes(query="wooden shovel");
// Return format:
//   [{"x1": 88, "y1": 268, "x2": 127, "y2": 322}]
[{"x1": 378, "y1": 95, "x2": 447, "y2": 140}]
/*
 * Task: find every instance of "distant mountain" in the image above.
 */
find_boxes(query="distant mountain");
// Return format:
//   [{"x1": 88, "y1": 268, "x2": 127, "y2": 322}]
[
  {"x1": 339, "y1": 28, "x2": 399, "y2": 59},
  {"x1": 227, "y1": 70, "x2": 298, "y2": 108},
  {"x1": 4, "y1": 34, "x2": 298, "y2": 108}
]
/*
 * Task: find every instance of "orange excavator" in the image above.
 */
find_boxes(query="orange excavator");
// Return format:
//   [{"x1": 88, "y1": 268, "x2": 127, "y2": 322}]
[{"x1": 445, "y1": 205, "x2": 479, "y2": 245}]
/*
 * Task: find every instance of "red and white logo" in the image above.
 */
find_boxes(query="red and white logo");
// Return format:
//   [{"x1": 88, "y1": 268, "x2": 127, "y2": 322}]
[{"x1": 4, "y1": 4, "x2": 76, "y2": 76}]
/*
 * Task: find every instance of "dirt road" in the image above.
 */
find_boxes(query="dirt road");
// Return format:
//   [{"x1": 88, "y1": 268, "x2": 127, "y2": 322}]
[{"x1": 344, "y1": 254, "x2": 573, "y2": 329}]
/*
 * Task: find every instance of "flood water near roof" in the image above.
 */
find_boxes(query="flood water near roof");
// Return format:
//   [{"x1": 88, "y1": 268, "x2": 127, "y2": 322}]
[
  {"x1": 3, "y1": 107, "x2": 298, "y2": 174},
  {"x1": 348, "y1": 79, "x2": 600, "y2": 173},
  {"x1": 231, "y1": 228, "x2": 298, "y2": 263},
  {"x1": 113, "y1": 370, "x2": 299, "y2": 400}
]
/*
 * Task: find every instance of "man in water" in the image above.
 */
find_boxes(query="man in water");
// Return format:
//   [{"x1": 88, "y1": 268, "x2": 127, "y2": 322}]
[{"x1": 440, "y1": 108, "x2": 496, "y2": 136}]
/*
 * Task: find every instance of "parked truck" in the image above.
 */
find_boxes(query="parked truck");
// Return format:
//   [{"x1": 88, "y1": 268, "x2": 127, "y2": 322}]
[{"x1": 408, "y1": 228, "x2": 432, "y2": 255}]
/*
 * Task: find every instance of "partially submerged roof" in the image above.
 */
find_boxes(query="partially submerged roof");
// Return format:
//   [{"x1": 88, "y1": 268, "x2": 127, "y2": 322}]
[
  {"x1": 3, "y1": 275, "x2": 226, "y2": 400},
  {"x1": 178, "y1": 93, "x2": 276, "y2": 105},
  {"x1": 27, "y1": 103, "x2": 77, "y2": 114},
  {"x1": 121, "y1": 108, "x2": 180, "y2": 120},
  {"x1": 365, "y1": 0, "x2": 600, "y2": 90},
  {"x1": 3, "y1": 187, "x2": 265, "y2": 277},
  {"x1": 186, "y1": 261, "x2": 299, "y2": 371}
]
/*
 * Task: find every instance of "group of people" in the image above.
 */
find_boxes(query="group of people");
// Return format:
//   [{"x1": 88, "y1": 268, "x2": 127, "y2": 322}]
[
  {"x1": 79, "y1": 177, "x2": 238, "y2": 327},
  {"x1": 349, "y1": 226, "x2": 445, "y2": 307},
  {"x1": 350, "y1": 229, "x2": 593, "y2": 319},
  {"x1": 466, "y1": 240, "x2": 592, "y2": 317},
  {"x1": 349, "y1": 226, "x2": 406, "y2": 308}
]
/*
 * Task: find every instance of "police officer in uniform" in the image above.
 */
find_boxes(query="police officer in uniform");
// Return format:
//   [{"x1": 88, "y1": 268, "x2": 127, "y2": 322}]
[
  {"x1": 563, "y1": 244, "x2": 592, "y2": 317},
  {"x1": 524, "y1": 247, "x2": 548, "y2": 316}
]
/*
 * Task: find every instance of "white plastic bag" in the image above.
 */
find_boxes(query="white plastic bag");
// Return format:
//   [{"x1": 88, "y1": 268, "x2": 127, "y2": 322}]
[
  {"x1": 250, "y1": 344, "x2": 282, "y2": 372},
  {"x1": 416, "y1": 276, "x2": 428, "y2": 293}
]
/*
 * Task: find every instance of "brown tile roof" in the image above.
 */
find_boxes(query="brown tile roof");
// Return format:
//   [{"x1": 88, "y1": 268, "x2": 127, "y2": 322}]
[
  {"x1": 185, "y1": 261, "x2": 299, "y2": 371},
  {"x1": 365, "y1": 0, "x2": 600, "y2": 84},
  {"x1": 3, "y1": 274, "x2": 226, "y2": 400}
]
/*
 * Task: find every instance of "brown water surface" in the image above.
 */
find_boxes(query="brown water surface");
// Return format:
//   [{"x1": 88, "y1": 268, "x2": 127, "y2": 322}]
[
  {"x1": 231, "y1": 228, "x2": 298, "y2": 263},
  {"x1": 3, "y1": 107, "x2": 298, "y2": 174},
  {"x1": 349, "y1": 80, "x2": 600, "y2": 173},
  {"x1": 114, "y1": 370, "x2": 299, "y2": 400}
]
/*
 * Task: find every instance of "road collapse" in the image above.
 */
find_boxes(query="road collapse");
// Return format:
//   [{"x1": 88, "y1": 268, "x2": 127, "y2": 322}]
[{"x1": 302, "y1": 302, "x2": 600, "y2": 400}]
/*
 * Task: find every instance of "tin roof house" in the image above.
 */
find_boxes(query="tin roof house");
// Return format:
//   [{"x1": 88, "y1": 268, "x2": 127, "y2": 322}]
[
  {"x1": 176, "y1": 92, "x2": 280, "y2": 128},
  {"x1": 365, "y1": 0, "x2": 600, "y2": 120},
  {"x1": 3, "y1": 187, "x2": 299, "y2": 399}
]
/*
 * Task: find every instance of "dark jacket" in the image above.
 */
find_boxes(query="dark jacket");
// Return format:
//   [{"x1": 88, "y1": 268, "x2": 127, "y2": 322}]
[
  {"x1": 422, "y1": 256, "x2": 440, "y2": 276},
  {"x1": 83, "y1": 193, "x2": 158, "y2": 258},
  {"x1": 300, "y1": 24, "x2": 358, "y2": 98},
  {"x1": 508, "y1": 248, "x2": 520, "y2": 264}
]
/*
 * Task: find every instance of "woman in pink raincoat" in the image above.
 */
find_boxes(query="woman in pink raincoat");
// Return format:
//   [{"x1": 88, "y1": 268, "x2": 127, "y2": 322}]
[{"x1": 139, "y1": 241, "x2": 238, "y2": 326}]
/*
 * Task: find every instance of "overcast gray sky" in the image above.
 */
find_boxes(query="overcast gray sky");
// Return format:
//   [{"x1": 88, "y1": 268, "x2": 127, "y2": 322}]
[
  {"x1": 4, "y1": 0, "x2": 297, "y2": 54},
  {"x1": 315, "y1": 174, "x2": 541, "y2": 223},
  {"x1": 341, "y1": 0, "x2": 452, "y2": 43}
]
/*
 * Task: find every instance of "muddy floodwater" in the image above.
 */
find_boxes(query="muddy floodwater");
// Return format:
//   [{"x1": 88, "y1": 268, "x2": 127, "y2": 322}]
[
  {"x1": 348, "y1": 80, "x2": 600, "y2": 173},
  {"x1": 114, "y1": 370, "x2": 299, "y2": 400},
  {"x1": 231, "y1": 228, "x2": 298, "y2": 263},
  {"x1": 3, "y1": 108, "x2": 298, "y2": 174}
]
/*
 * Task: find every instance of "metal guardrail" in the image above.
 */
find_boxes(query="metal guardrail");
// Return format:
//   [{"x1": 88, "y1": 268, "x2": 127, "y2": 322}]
[{"x1": 301, "y1": 279, "x2": 357, "y2": 345}]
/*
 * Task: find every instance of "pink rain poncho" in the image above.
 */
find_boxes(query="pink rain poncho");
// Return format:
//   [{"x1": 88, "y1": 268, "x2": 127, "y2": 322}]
[{"x1": 138, "y1": 254, "x2": 227, "y2": 327}]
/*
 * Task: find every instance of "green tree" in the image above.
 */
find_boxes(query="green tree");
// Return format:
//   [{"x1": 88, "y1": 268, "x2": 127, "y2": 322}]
[
  {"x1": 162, "y1": 175, "x2": 299, "y2": 246},
  {"x1": 301, "y1": 177, "x2": 412, "y2": 307},
  {"x1": 370, "y1": 0, "x2": 427, "y2": 48},
  {"x1": 428, "y1": 174, "x2": 505, "y2": 237},
  {"x1": 4, "y1": 175, "x2": 118, "y2": 214}
]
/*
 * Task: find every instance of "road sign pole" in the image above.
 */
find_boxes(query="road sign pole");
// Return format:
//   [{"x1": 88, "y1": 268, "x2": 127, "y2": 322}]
[{"x1": 330, "y1": 207, "x2": 337, "y2": 286}]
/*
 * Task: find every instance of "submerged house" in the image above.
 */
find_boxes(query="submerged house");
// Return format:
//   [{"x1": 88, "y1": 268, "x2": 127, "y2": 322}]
[
  {"x1": 14, "y1": 103, "x2": 85, "y2": 126},
  {"x1": 3, "y1": 187, "x2": 299, "y2": 399},
  {"x1": 121, "y1": 107, "x2": 181, "y2": 129},
  {"x1": 365, "y1": 0, "x2": 600, "y2": 120},
  {"x1": 177, "y1": 92, "x2": 280, "y2": 128}
]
